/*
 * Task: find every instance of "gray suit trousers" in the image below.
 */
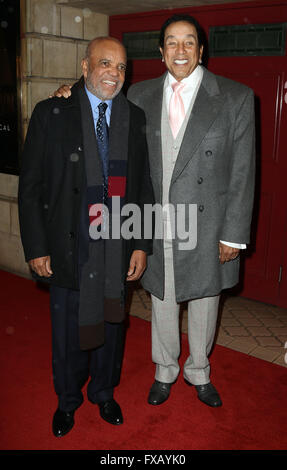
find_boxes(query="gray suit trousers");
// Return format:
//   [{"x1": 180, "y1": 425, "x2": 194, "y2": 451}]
[{"x1": 151, "y1": 237, "x2": 220, "y2": 385}]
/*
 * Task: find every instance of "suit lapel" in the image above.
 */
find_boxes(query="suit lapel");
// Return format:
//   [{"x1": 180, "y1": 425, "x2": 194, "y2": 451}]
[
  {"x1": 143, "y1": 74, "x2": 166, "y2": 180},
  {"x1": 171, "y1": 68, "x2": 225, "y2": 185}
]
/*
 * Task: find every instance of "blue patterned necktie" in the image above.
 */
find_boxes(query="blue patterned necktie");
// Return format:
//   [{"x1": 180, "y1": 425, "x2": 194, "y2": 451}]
[{"x1": 96, "y1": 102, "x2": 109, "y2": 229}]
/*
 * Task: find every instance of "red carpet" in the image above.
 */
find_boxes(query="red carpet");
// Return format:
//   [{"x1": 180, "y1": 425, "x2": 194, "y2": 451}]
[{"x1": 0, "y1": 269, "x2": 286, "y2": 451}]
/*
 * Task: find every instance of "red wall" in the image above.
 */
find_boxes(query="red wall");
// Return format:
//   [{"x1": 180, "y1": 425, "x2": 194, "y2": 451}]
[
  {"x1": 110, "y1": 1, "x2": 287, "y2": 307},
  {"x1": 110, "y1": 1, "x2": 287, "y2": 84}
]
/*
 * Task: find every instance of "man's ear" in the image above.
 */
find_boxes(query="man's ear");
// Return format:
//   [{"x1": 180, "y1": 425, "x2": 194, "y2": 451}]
[
  {"x1": 81, "y1": 58, "x2": 88, "y2": 78},
  {"x1": 199, "y1": 45, "x2": 204, "y2": 63}
]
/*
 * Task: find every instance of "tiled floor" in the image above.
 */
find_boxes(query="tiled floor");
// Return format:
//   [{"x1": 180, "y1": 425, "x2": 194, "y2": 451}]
[{"x1": 128, "y1": 284, "x2": 287, "y2": 368}]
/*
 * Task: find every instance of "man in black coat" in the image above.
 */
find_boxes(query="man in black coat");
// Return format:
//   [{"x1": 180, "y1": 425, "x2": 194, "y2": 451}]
[{"x1": 18, "y1": 37, "x2": 154, "y2": 437}]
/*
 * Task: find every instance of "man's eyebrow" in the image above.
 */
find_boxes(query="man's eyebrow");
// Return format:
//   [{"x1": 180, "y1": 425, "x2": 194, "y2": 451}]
[
  {"x1": 165, "y1": 33, "x2": 197, "y2": 41},
  {"x1": 98, "y1": 58, "x2": 127, "y2": 66}
]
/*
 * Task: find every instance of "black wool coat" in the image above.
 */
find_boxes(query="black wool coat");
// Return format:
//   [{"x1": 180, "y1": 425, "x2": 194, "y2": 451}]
[{"x1": 18, "y1": 80, "x2": 154, "y2": 291}]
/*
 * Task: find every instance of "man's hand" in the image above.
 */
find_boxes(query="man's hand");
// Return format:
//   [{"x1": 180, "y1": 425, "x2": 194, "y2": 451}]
[
  {"x1": 219, "y1": 242, "x2": 239, "y2": 264},
  {"x1": 126, "y1": 250, "x2": 147, "y2": 281},
  {"x1": 29, "y1": 256, "x2": 53, "y2": 277},
  {"x1": 49, "y1": 85, "x2": 71, "y2": 98}
]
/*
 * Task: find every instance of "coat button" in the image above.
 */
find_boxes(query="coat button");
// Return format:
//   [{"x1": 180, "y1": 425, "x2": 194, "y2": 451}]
[
  {"x1": 70, "y1": 153, "x2": 79, "y2": 162},
  {"x1": 197, "y1": 177, "x2": 203, "y2": 184},
  {"x1": 78, "y1": 146, "x2": 82, "y2": 152},
  {"x1": 205, "y1": 150, "x2": 212, "y2": 157},
  {"x1": 69, "y1": 231, "x2": 75, "y2": 239},
  {"x1": 73, "y1": 187, "x2": 79, "y2": 194},
  {"x1": 199, "y1": 205, "x2": 204, "y2": 212}
]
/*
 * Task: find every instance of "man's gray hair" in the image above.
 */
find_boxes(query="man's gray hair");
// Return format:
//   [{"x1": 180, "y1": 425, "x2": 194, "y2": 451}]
[{"x1": 84, "y1": 36, "x2": 126, "y2": 61}]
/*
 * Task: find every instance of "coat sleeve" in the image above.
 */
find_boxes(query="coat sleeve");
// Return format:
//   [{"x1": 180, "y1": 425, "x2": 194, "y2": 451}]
[
  {"x1": 18, "y1": 102, "x2": 50, "y2": 262},
  {"x1": 220, "y1": 88, "x2": 256, "y2": 244},
  {"x1": 132, "y1": 110, "x2": 155, "y2": 254}
]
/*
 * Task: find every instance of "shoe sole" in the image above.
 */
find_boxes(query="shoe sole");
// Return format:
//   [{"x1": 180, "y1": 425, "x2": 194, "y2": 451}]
[
  {"x1": 99, "y1": 413, "x2": 123, "y2": 425},
  {"x1": 197, "y1": 396, "x2": 222, "y2": 407},
  {"x1": 147, "y1": 397, "x2": 169, "y2": 405}
]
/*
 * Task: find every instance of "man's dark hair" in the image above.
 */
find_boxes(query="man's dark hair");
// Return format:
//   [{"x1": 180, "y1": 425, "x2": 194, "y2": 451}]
[{"x1": 159, "y1": 14, "x2": 204, "y2": 49}]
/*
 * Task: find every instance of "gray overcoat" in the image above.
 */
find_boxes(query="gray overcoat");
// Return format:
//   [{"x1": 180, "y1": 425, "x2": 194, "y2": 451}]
[{"x1": 127, "y1": 67, "x2": 256, "y2": 302}]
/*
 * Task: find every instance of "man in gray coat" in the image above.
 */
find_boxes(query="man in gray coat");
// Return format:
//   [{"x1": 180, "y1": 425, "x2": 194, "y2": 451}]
[
  {"x1": 127, "y1": 14, "x2": 255, "y2": 407},
  {"x1": 54, "y1": 15, "x2": 255, "y2": 409}
]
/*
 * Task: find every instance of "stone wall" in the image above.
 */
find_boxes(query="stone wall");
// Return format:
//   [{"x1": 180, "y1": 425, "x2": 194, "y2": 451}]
[
  {"x1": 0, "y1": 174, "x2": 26, "y2": 276},
  {"x1": 0, "y1": 0, "x2": 109, "y2": 278},
  {"x1": 22, "y1": 0, "x2": 108, "y2": 136}
]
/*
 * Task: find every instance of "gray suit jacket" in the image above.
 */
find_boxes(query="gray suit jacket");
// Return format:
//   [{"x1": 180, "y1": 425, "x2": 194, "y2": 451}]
[{"x1": 128, "y1": 67, "x2": 255, "y2": 302}]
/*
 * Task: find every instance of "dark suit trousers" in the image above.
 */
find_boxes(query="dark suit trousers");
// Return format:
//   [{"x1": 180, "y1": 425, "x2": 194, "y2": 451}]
[{"x1": 50, "y1": 285, "x2": 125, "y2": 412}]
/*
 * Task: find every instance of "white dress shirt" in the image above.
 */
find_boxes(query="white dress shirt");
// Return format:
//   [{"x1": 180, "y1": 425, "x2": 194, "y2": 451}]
[{"x1": 164, "y1": 65, "x2": 246, "y2": 250}]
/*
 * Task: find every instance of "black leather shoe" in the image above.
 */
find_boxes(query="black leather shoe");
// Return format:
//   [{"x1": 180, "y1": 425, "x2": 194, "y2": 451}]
[
  {"x1": 195, "y1": 383, "x2": 222, "y2": 407},
  {"x1": 185, "y1": 379, "x2": 222, "y2": 407},
  {"x1": 148, "y1": 380, "x2": 172, "y2": 405},
  {"x1": 52, "y1": 408, "x2": 75, "y2": 437},
  {"x1": 98, "y1": 399, "x2": 123, "y2": 425}
]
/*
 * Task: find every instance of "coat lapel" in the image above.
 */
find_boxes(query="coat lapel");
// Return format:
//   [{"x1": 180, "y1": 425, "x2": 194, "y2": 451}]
[
  {"x1": 78, "y1": 83, "x2": 103, "y2": 187},
  {"x1": 171, "y1": 68, "x2": 225, "y2": 185},
  {"x1": 109, "y1": 91, "x2": 130, "y2": 163},
  {"x1": 143, "y1": 74, "x2": 166, "y2": 181}
]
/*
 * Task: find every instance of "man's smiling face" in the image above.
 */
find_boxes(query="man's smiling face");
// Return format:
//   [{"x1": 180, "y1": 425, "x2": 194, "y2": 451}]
[
  {"x1": 82, "y1": 38, "x2": 127, "y2": 100},
  {"x1": 160, "y1": 21, "x2": 203, "y2": 81}
]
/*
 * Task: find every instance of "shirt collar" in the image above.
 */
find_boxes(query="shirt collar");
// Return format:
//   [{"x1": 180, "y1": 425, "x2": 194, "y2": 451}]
[
  {"x1": 167, "y1": 65, "x2": 203, "y2": 90},
  {"x1": 84, "y1": 84, "x2": 112, "y2": 113}
]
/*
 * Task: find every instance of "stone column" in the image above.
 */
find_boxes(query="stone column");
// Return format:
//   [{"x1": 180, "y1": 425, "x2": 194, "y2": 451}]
[{"x1": 0, "y1": 0, "x2": 109, "y2": 277}]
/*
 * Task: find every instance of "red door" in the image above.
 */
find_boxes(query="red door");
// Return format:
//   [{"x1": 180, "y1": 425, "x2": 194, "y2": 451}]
[
  {"x1": 280, "y1": 217, "x2": 287, "y2": 307},
  {"x1": 110, "y1": 1, "x2": 287, "y2": 307},
  {"x1": 209, "y1": 56, "x2": 287, "y2": 307},
  {"x1": 276, "y1": 78, "x2": 287, "y2": 308}
]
